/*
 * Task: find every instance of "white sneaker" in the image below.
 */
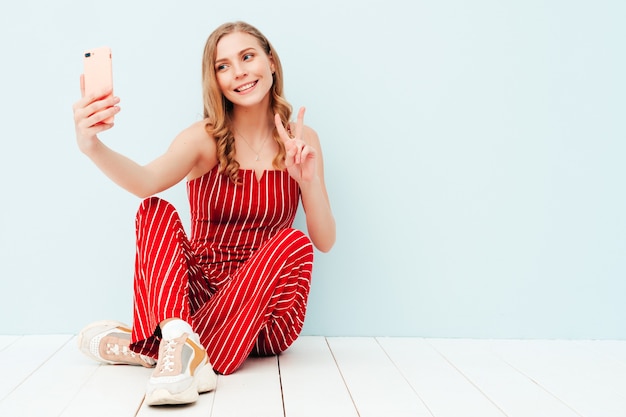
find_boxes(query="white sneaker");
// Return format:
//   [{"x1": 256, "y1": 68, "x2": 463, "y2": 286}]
[
  {"x1": 145, "y1": 333, "x2": 217, "y2": 406},
  {"x1": 77, "y1": 320, "x2": 156, "y2": 368}
]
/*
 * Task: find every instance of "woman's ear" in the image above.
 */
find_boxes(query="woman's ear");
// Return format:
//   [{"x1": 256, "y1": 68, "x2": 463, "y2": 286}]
[{"x1": 269, "y1": 52, "x2": 276, "y2": 74}]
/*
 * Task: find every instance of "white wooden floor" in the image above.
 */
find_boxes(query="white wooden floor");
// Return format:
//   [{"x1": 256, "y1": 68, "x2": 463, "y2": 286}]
[{"x1": 0, "y1": 336, "x2": 625, "y2": 417}]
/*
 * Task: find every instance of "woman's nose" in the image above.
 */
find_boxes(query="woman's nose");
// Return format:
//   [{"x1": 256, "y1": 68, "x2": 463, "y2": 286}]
[{"x1": 233, "y1": 64, "x2": 247, "y2": 79}]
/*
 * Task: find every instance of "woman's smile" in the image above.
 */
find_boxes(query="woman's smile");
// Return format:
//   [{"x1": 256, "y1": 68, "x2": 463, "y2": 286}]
[{"x1": 234, "y1": 80, "x2": 258, "y2": 93}]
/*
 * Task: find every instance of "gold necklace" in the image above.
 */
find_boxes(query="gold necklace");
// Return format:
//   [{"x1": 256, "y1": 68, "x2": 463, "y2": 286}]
[{"x1": 236, "y1": 130, "x2": 271, "y2": 161}]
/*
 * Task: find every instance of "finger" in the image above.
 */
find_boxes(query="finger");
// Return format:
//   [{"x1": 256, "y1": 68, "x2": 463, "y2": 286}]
[
  {"x1": 80, "y1": 74, "x2": 85, "y2": 98},
  {"x1": 295, "y1": 107, "x2": 305, "y2": 140},
  {"x1": 76, "y1": 112, "x2": 114, "y2": 135},
  {"x1": 73, "y1": 75, "x2": 90, "y2": 112},
  {"x1": 286, "y1": 140, "x2": 300, "y2": 164},
  {"x1": 76, "y1": 95, "x2": 119, "y2": 121},
  {"x1": 284, "y1": 151, "x2": 295, "y2": 167},
  {"x1": 79, "y1": 102, "x2": 120, "y2": 128},
  {"x1": 274, "y1": 113, "x2": 291, "y2": 144},
  {"x1": 301, "y1": 144, "x2": 314, "y2": 161},
  {"x1": 296, "y1": 141, "x2": 309, "y2": 165},
  {"x1": 75, "y1": 89, "x2": 116, "y2": 115},
  {"x1": 89, "y1": 104, "x2": 120, "y2": 126},
  {"x1": 88, "y1": 120, "x2": 115, "y2": 134},
  {"x1": 294, "y1": 143, "x2": 302, "y2": 165}
]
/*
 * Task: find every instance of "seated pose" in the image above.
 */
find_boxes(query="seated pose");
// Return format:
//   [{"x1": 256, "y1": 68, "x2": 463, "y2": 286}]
[{"x1": 72, "y1": 21, "x2": 335, "y2": 406}]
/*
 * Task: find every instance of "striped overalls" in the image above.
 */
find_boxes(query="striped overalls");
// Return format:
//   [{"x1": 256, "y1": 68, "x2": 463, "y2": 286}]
[{"x1": 129, "y1": 167, "x2": 314, "y2": 375}]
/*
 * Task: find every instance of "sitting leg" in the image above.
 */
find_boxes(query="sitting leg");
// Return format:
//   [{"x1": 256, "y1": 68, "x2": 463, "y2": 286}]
[
  {"x1": 129, "y1": 197, "x2": 208, "y2": 357},
  {"x1": 192, "y1": 228, "x2": 314, "y2": 375},
  {"x1": 77, "y1": 197, "x2": 217, "y2": 405}
]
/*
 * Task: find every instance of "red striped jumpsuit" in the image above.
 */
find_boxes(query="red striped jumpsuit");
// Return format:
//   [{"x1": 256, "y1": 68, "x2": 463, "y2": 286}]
[{"x1": 129, "y1": 166, "x2": 314, "y2": 375}]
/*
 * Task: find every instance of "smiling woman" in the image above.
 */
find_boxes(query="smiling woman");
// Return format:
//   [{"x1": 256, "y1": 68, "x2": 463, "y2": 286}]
[
  {"x1": 201, "y1": 22, "x2": 295, "y2": 185},
  {"x1": 71, "y1": 20, "x2": 335, "y2": 406}
]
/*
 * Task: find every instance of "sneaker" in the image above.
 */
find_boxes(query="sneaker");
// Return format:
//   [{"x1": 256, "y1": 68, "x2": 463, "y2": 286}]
[
  {"x1": 77, "y1": 320, "x2": 156, "y2": 368},
  {"x1": 145, "y1": 332, "x2": 217, "y2": 406}
]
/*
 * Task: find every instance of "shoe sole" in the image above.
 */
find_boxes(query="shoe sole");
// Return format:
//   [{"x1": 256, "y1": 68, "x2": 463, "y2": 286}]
[
  {"x1": 145, "y1": 360, "x2": 217, "y2": 406},
  {"x1": 77, "y1": 319, "x2": 131, "y2": 364}
]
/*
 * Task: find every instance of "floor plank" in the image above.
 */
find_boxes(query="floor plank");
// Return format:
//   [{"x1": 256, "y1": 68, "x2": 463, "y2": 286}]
[
  {"x1": 207, "y1": 355, "x2": 283, "y2": 417},
  {"x1": 0, "y1": 335, "x2": 19, "y2": 351},
  {"x1": 377, "y1": 337, "x2": 505, "y2": 417},
  {"x1": 328, "y1": 337, "x2": 432, "y2": 417},
  {"x1": 427, "y1": 338, "x2": 582, "y2": 417},
  {"x1": 490, "y1": 339, "x2": 626, "y2": 417},
  {"x1": 61, "y1": 359, "x2": 152, "y2": 417},
  {"x1": 0, "y1": 334, "x2": 72, "y2": 402},
  {"x1": 2, "y1": 335, "x2": 625, "y2": 417},
  {"x1": 0, "y1": 336, "x2": 92, "y2": 417},
  {"x1": 575, "y1": 340, "x2": 626, "y2": 368},
  {"x1": 279, "y1": 336, "x2": 358, "y2": 417}
]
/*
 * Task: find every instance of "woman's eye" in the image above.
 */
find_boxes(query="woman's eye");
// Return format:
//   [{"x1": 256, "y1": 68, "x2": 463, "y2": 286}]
[
  {"x1": 216, "y1": 64, "x2": 227, "y2": 71},
  {"x1": 243, "y1": 53, "x2": 254, "y2": 61}
]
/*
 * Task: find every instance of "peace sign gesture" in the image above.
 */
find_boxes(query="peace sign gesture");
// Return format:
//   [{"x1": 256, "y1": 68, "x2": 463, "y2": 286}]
[{"x1": 274, "y1": 107, "x2": 317, "y2": 183}]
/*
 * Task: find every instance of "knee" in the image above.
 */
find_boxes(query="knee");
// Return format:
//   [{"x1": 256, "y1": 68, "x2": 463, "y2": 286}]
[
  {"x1": 136, "y1": 197, "x2": 175, "y2": 219},
  {"x1": 275, "y1": 228, "x2": 312, "y2": 251},
  {"x1": 135, "y1": 197, "x2": 179, "y2": 231},
  {"x1": 273, "y1": 228, "x2": 314, "y2": 270},
  {"x1": 290, "y1": 229, "x2": 314, "y2": 260}
]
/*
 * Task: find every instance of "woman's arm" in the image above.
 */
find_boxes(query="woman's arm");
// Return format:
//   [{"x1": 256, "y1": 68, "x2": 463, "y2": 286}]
[
  {"x1": 299, "y1": 127, "x2": 336, "y2": 252},
  {"x1": 76, "y1": 126, "x2": 207, "y2": 198},
  {"x1": 73, "y1": 77, "x2": 212, "y2": 198},
  {"x1": 274, "y1": 108, "x2": 336, "y2": 252}
]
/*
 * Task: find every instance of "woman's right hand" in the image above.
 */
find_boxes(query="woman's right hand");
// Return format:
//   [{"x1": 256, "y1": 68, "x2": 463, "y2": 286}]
[{"x1": 72, "y1": 74, "x2": 120, "y2": 153}]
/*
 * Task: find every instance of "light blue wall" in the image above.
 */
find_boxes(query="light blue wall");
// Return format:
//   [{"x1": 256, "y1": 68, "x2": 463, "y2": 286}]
[{"x1": 0, "y1": 0, "x2": 624, "y2": 338}]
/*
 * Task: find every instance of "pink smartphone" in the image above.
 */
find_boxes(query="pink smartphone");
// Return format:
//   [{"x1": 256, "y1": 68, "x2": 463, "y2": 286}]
[{"x1": 83, "y1": 46, "x2": 114, "y2": 123}]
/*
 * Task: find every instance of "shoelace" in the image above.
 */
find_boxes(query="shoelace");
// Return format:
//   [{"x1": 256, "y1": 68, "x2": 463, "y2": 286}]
[
  {"x1": 106, "y1": 342, "x2": 138, "y2": 358},
  {"x1": 105, "y1": 341, "x2": 155, "y2": 366},
  {"x1": 158, "y1": 339, "x2": 178, "y2": 374}
]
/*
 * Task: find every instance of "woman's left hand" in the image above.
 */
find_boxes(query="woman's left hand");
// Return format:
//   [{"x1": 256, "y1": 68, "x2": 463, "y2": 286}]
[{"x1": 275, "y1": 107, "x2": 317, "y2": 183}]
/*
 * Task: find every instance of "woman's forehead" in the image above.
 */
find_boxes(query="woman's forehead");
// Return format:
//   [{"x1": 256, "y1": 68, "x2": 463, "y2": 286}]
[{"x1": 216, "y1": 32, "x2": 262, "y2": 59}]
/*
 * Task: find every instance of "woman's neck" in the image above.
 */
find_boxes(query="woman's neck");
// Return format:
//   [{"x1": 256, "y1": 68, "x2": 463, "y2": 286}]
[{"x1": 231, "y1": 105, "x2": 274, "y2": 142}]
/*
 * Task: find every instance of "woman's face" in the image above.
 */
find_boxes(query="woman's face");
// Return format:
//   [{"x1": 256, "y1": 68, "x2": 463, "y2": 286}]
[{"x1": 214, "y1": 31, "x2": 275, "y2": 109}]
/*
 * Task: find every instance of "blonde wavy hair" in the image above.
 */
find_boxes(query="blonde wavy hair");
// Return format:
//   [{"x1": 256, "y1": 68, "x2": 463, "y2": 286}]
[{"x1": 202, "y1": 21, "x2": 292, "y2": 184}]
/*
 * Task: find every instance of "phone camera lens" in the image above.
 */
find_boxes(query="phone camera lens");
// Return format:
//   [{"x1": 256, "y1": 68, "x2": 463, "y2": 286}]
[{"x1": 85, "y1": 52, "x2": 91, "y2": 58}]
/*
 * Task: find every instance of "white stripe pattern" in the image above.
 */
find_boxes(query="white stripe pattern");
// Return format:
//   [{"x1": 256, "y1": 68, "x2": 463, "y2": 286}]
[{"x1": 129, "y1": 167, "x2": 314, "y2": 375}]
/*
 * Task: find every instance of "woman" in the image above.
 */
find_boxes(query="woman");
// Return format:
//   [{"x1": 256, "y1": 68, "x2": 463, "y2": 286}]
[{"x1": 72, "y1": 21, "x2": 335, "y2": 406}]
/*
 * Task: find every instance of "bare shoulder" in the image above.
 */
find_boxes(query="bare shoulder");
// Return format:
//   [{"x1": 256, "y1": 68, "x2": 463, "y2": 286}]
[
  {"x1": 172, "y1": 119, "x2": 218, "y2": 179},
  {"x1": 174, "y1": 119, "x2": 215, "y2": 146}
]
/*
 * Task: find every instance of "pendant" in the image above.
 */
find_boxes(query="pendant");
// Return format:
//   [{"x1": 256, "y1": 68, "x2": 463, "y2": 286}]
[{"x1": 255, "y1": 155, "x2": 260, "y2": 161}]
